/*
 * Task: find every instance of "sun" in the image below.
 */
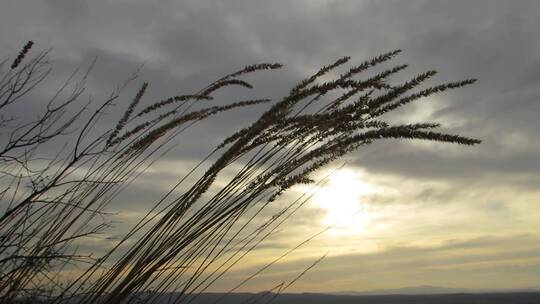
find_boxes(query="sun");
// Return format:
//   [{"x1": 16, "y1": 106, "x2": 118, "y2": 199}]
[{"x1": 312, "y1": 169, "x2": 376, "y2": 234}]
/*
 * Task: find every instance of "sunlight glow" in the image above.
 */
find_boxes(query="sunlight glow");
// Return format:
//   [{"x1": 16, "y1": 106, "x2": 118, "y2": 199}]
[{"x1": 313, "y1": 169, "x2": 377, "y2": 234}]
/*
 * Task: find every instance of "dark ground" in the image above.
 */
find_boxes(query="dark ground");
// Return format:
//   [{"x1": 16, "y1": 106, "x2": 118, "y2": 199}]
[
  {"x1": 41, "y1": 291, "x2": 540, "y2": 303},
  {"x1": 178, "y1": 292, "x2": 540, "y2": 304}
]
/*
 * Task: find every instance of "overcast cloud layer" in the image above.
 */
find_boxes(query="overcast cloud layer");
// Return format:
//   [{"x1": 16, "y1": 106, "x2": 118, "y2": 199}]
[{"x1": 1, "y1": 0, "x2": 540, "y2": 293}]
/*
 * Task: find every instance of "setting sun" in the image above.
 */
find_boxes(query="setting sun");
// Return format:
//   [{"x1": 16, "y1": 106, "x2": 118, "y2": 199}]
[{"x1": 312, "y1": 169, "x2": 376, "y2": 233}]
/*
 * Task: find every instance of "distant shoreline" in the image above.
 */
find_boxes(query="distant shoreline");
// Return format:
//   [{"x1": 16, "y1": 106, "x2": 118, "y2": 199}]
[{"x1": 136, "y1": 291, "x2": 540, "y2": 304}]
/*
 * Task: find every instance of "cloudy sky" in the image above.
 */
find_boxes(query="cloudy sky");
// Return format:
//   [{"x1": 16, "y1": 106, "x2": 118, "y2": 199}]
[{"x1": 1, "y1": 0, "x2": 540, "y2": 293}]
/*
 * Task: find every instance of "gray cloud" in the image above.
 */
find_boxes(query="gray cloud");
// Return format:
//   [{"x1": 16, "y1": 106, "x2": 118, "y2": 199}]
[{"x1": 1, "y1": 0, "x2": 539, "y2": 292}]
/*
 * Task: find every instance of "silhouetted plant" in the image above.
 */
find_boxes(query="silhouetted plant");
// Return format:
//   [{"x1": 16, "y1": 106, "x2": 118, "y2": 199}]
[{"x1": 0, "y1": 42, "x2": 480, "y2": 304}]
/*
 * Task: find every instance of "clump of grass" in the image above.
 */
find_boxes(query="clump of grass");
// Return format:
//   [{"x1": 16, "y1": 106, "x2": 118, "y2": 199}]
[
  {"x1": 1, "y1": 42, "x2": 480, "y2": 304},
  {"x1": 72, "y1": 50, "x2": 478, "y2": 304},
  {"x1": 0, "y1": 41, "x2": 283, "y2": 304}
]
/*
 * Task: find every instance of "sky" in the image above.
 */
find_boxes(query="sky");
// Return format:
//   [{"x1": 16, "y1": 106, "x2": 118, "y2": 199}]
[{"x1": 1, "y1": 0, "x2": 540, "y2": 294}]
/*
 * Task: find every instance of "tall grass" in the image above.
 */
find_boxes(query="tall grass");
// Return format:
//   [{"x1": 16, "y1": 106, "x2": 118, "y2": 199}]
[{"x1": 0, "y1": 42, "x2": 480, "y2": 304}]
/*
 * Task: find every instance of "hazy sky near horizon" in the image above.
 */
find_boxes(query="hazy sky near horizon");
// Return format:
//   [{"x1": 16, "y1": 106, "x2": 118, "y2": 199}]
[{"x1": 1, "y1": 0, "x2": 540, "y2": 293}]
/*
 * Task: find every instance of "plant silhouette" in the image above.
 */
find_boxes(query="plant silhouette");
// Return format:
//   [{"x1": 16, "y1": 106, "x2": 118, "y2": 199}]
[{"x1": 0, "y1": 42, "x2": 480, "y2": 304}]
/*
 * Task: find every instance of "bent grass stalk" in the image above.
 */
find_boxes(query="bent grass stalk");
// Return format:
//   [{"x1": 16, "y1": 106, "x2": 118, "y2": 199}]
[{"x1": 0, "y1": 42, "x2": 480, "y2": 304}]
